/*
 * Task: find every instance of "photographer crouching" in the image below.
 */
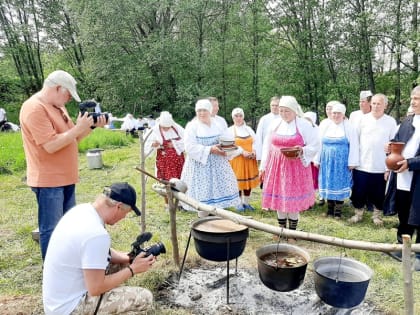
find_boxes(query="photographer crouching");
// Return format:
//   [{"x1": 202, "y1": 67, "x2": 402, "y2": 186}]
[{"x1": 43, "y1": 182, "x2": 157, "y2": 315}]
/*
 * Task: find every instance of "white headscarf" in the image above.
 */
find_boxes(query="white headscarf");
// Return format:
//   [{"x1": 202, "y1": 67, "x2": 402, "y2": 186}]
[
  {"x1": 331, "y1": 103, "x2": 346, "y2": 114},
  {"x1": 195, "y1": 99, "x2": 212, "y2": 112},
  {"x1": 231, "y1": 107, "x2": 244, "y2": 119},
  {"x1": 158, "y1": 111, "x2": 174, "y2": 128},
  {"x1": 279, "y1": 96, "x2": 304, "y2": 117}
]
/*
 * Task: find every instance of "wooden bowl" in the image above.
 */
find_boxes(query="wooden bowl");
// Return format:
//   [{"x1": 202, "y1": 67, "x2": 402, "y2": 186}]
[{"x1": 280, "y1": 147, "x2": 301, "y2": 158}]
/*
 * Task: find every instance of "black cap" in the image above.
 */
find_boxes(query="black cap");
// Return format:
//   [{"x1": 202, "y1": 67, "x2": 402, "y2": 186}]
[{"x1": 106, "y1": 182, "x2": 141, "y2": 216}]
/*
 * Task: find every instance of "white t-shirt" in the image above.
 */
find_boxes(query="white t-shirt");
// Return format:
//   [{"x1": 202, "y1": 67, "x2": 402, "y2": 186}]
[
  {"x1": 357, "y1": 113, "x2": 397, "y2": 173},
  {"x1": 43, "y1": 204, "x2": 110, "y2": 315}
]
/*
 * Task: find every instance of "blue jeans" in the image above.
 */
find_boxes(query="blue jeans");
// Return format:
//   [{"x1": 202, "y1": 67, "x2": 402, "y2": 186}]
[{"x1": 31, "y1": 185, "x2": 76, "y2": 260}]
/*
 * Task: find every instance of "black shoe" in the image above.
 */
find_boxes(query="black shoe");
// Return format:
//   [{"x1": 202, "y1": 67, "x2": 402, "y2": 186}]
[
  {"x1": 318, "y1": 199, "x2": 325, "y2": 206},
  {"x1": 386, "y1": 251, "x2": 402, "y2": 262}
]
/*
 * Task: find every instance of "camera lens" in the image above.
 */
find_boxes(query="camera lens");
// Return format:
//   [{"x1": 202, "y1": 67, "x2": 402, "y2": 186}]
[{"x1": 145, "y1": 242, "x2": 166, "y2": 257}]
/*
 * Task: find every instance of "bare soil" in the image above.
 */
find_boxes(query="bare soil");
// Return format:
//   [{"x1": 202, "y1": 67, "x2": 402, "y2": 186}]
[{"x1": 0, "y1": 295, "x2": 43, "y2": 315}]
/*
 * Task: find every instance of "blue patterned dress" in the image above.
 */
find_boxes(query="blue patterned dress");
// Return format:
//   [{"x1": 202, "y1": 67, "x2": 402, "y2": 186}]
[
  {"x1": 181, "y1": 120, "x2": 240, "y2": 211},
  {"x1": 318, "y1": 136, "x2": 352, "y2": 201}
]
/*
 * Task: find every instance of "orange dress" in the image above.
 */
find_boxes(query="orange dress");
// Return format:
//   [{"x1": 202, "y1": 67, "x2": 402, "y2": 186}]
[{"x1": 229, "y1": 129, "x2": 260, "y2": 190}]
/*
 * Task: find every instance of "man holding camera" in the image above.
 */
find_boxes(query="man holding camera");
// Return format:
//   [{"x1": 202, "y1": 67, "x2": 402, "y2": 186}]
[
  {"x1": 19, "y1": 70, "x2": 107, "y2": 260},
  {"x1": 43, "y1": 182, "x2": 155, "y2": 315}
]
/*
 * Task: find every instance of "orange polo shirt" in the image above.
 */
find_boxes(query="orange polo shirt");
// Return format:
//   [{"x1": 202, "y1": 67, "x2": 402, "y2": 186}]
[{"x1": 19, "y1": 94, "x2": 79, "y2": 187}]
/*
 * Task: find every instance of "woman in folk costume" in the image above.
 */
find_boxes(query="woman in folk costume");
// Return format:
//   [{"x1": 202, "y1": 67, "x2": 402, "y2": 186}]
[
  {"x1": 146, "y1": 111, "x2": 185, "y2": 210},
  {"x1": 314, "y1": 102, "x2": 359, "y2": 218},
  {"x1": 226, "y1": 107, "x2": 260, "y2": 212},
  {"x1": 181, "y1": 99, "x2": 241, "y2": 217},
  {"x1": 259, "y1": 96, "x2": 320, "y2": 237}
]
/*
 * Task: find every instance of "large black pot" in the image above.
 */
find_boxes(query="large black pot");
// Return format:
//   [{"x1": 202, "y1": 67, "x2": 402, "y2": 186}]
[
  {"x1": 191, "y1": 216, "x2": 249, "y2": 262},
  {"x1": 256, "y1": 243, "x2": 310, "y2": 292},
  {"x1": 313, "y1": 257, "x2": 373, "y2": 308}
]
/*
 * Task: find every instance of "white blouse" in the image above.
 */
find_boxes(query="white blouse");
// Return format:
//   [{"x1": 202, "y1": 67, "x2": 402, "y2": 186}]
[
  {"x1": 184, "y1": 118, "x2": 226, "y2": 165},
  {"x1": 144, "y1": 122, "x2": 185, "y2": 157},
  {"x1": 260, "y1": 117, "x2": 320, "y2": 170},
  {"x1": 314, "y1": 119, "x2": 359, "y2": 167},
  {"x1": 226, "y1": 124, "x2": 257, "y2": 152},
  {"x1": 397, "y1": 115, "x2": 420, "y2": 191}
]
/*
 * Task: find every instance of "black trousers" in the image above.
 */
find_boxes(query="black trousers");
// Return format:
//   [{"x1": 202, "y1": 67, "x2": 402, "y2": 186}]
[
  {"x1": 395, "y1": 189, "x2": 419, "y2": 243},
  {"x1": 351, "y1": 169, "x2": 386, "y2": 210}
]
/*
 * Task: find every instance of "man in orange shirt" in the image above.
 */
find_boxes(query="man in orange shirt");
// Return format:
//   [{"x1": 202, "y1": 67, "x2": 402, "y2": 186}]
[{"x1": 19, "y1": 70, "x2": 106, "y2": 260}]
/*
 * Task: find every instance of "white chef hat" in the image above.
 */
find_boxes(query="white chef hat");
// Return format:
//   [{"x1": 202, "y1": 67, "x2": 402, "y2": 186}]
[{"x1": 360, "y1": 90, "x2": 373, "y2": 100}]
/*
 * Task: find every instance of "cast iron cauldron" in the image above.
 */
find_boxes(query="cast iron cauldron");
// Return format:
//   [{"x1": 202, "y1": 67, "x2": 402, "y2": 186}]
[
  {"x1": 191, "y1": 216, "x2": 249, "y2": 262},
  {"x1": 313, "y1": 256, "x2": 373, "y2": 308},
  {"x1": 256, "y1": 243, "x2": 310, "y2": 292}
]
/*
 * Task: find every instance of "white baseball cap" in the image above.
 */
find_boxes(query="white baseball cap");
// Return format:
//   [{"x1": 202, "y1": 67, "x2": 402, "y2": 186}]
[{"x1": 44, "y1": 70, "x2": 81, "y2": 102}]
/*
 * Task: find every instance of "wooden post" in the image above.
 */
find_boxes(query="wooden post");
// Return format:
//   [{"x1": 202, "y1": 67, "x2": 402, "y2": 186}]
[
  {"x1": 165, "y1": 184, "x2": 180, "y2": 267},
  {"x1": 138, "y1": 128, "x2": 153, "y2": 233},
  {"x1": 402, "y1": 234, "x2": 414, "y2": 315},
  {"x1": 138, "y1": 129, "x2": 147, "y2": 233}
]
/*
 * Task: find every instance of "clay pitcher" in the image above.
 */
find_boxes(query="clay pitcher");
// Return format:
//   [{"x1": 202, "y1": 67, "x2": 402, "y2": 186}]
[{"x1": 385, "y1": 142, "x2": 405, "y2": 171}]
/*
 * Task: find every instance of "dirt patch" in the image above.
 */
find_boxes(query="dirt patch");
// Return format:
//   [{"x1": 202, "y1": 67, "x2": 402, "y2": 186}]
[
  {"x1": 157, "y1": 264, "x2": 384, "y2": 315},
  {"x1": 0, "y1": 295, "x2": 42, "y2": 315}
]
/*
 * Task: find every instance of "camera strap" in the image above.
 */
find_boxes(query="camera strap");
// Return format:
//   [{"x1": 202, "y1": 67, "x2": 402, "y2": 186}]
[{"x1": 93, "y1": 293, "x2": 104, "y2": 315}]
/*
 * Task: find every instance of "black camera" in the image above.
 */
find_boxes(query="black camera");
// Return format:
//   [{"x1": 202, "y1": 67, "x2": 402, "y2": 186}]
[
  {"x1": 128, "y1": 232, "x2": 166, "y2": 263},
  {"x1": 79, "y1": 100, "x2": 109, "y2": 128}
]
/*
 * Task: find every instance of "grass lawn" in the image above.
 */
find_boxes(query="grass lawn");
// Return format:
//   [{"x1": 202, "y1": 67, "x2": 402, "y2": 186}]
[{"x1": 0, "y1": 135, "x2": 417, "y2": 314}]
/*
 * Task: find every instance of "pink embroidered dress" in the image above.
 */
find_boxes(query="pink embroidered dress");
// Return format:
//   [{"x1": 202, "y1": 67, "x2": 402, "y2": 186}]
[{"x1": 262, "y1": 122, "x2": 315, "y2": 212}]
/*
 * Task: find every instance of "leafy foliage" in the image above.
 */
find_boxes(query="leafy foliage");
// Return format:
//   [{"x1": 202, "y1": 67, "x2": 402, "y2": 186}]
[{"x1": 0, "y1": 0, "x2": 418, "y2": 123}]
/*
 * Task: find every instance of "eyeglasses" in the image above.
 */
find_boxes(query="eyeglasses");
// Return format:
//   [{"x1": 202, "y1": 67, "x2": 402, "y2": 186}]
[{"x1": 53, "y1": 105, "x2": 69, "y2": 123}]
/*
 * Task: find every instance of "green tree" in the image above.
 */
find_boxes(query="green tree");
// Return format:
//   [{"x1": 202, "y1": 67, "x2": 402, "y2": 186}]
[{"x1": 0, "y1": 0, "x2": 44, "y2": 96}]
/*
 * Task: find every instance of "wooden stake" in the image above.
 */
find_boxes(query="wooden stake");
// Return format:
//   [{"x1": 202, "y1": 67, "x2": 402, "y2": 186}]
[
  {"x1": 166, "y1": 184, "x2": 180, "y2": 267},
  {"x1": 402, "y1": 234, "x2": 414, "y2": 315}
]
